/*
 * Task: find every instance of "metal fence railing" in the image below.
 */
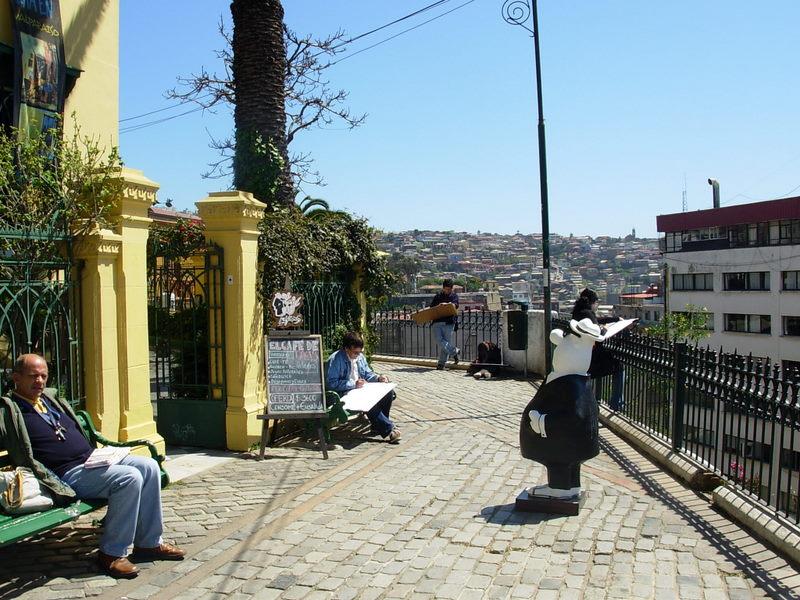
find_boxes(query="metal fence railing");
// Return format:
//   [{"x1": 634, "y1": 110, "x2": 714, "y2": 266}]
[
  {"x1": 371, "y1": 309, "x2": 502, "y2": 363},
  {"x1": 576, "y1": 320, "x2": 800, "y2": 525}
]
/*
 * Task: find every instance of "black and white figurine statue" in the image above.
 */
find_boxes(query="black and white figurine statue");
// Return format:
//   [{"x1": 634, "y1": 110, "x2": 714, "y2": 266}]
[{"x1": 516, "y1": 318, "x2": 605, "y2": 515}]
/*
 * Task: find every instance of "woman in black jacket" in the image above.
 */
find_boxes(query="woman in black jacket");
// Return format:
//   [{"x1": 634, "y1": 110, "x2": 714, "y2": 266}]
[{"x1": 571, "y1": 289, "x2": 624, "y2": 411}]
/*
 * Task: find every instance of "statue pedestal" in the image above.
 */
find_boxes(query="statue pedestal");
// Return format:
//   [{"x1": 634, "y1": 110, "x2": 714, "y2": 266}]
[{"x1": 514, "y1": 489, "x2": 585, "y2": 516}]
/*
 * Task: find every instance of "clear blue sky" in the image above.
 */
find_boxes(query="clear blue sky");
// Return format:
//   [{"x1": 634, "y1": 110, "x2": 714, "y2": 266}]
[{"x1": 120, "y1": 1, "x2": 800, "y2": 238}]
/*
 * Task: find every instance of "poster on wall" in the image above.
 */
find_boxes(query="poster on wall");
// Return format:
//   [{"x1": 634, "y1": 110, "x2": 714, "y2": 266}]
[{"x1": 9, "y1": 0, "x2": 66, "y2": 140}]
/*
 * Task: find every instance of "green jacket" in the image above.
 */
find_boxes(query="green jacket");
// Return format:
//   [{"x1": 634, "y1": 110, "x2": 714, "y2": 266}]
[{"x1": 0, "y1": 389, "x2": 86, "y2": 504}]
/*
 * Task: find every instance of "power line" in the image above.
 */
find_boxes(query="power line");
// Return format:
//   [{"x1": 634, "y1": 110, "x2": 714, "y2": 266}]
[
  {"x1": 119, "y1": 94, "x2": 213, "y2": 123},
  {"x1": 119, "y1": 106, "x2": 205, "y2": 134},
  {"x1": 119, "y1": 0, "x2": 467, "y2": 127},
  {"x1": 330, "y1": 0, "x2": 477, "y2": 67}
]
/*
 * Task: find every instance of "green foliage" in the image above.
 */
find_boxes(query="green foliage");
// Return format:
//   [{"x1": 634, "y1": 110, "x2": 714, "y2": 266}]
[
  {"x1": 258, "y1": 206, "x2": 393, "y2": 300},
  {"x1": 0, "y1": 122, "x2": 123, "y2": 261},
  {"x1": 647, "y1": 304, "x2": 712, "y2": 343},
  {"x1": 386, "y1": 254, "x2": 421, "y2": 293},
  {"x1": 232, "y1": 131, "x2": 285, "y2": 207},
  {"x1": 148, "y1": 218, "x2": 207, "y2": 264}
]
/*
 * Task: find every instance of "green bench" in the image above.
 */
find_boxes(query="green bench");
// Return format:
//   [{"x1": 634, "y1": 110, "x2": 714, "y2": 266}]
[{"x1": 0, "y1": 410, "x2": 168, "y2": 547}]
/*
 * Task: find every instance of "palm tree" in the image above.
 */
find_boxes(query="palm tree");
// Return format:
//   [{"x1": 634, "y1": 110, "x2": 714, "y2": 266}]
[{"x1": 230, "y1": 0, "x2": 293, "y2": 206}]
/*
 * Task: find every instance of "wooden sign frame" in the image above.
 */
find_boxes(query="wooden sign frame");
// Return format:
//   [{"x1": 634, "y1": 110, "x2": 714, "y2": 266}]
[{"x1": 258, "y1": 332, "x2": 329, "y2": 459}]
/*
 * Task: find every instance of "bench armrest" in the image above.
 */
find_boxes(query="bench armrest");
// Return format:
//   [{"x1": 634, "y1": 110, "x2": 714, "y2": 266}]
[{"x1": 76, "y1": 410, "x2": 170, "y2": 488}]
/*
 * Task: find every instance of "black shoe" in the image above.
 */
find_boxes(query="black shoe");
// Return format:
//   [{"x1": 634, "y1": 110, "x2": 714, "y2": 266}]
[
  {"x1": 452, "y1": 349, "x2": 460, "y2": 365},
  {"x1": 436, "y1": 364, "x2": 444, "y2": 370}
]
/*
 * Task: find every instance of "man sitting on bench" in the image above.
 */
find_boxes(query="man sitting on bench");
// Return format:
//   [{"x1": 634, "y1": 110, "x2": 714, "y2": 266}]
[
  {"x1": 326, "y1": 332, "x2": 401, "y2": 444},
  {"x1": 0, "y1": 354, "x2": 185, "y2": 578}
]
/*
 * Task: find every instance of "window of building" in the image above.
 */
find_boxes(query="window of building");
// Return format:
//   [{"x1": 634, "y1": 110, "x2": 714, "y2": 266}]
[
  {"x1": 781, "y1": 448, "x2": 800, "y2": 470},
  {"x1": 724, "y1": 313, "x2": 771, "y2": 334},
  {"x1": 673, "y1": 310, "x2": 714, "y2": 330},
  {"x1": 779, "y1": 220, "x2": 800, "y2": 245},
  {"x1": 672, "y1": 273, "x2": 713, "y2": 291},
  {"x1": 783, "y1": 271, "x2": 800, "y2": 290},
  {"x1": 728, "y1": 224, "x2": 748, "y2": 246},
  {"x1": 748, "y1": 222, "x2": 770, "y2": 246},
  {"x1": 783, "y1": 316, "x2": 800, "y2": 336},
  {"x1": 723, "y1": 434, "x2": 772, "y2": 463},
  {"x1": 723, "y1": 271, "x2": 770, "y2": 291},
  {"x1": 664, "y1": 232, "x2": 682, "y2": 252},
  {"x1": 783, "y1": 360, "x2": 800, "y2": 378}
]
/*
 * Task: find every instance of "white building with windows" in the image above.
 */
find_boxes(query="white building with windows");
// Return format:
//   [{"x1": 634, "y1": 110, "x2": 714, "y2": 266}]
[{"x1": 658, "y1": 196, "x2": 800, "y2": 370}]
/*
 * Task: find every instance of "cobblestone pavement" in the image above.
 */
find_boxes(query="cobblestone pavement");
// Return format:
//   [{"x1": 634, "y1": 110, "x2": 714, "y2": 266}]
[{"x1": 1, "y1": 363, "x2": 799, "y2": 600}]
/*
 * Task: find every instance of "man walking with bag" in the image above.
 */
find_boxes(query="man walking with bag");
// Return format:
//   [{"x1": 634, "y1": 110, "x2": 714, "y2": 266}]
[
  {"x1": 430, "y1": 278, "x2": 461, "y2": 370},
  {"x1": 0, "y1": 354, "x2": 185, "y2": 578}
]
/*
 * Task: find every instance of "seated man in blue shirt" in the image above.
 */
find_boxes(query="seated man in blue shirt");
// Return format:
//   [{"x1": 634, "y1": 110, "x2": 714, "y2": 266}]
[
  {"x1": 326, "y1": 332, "x2": 401, "y2": 443},
  {"x1": 0, "y1": 354, "x2": 185, "y2": 579}
]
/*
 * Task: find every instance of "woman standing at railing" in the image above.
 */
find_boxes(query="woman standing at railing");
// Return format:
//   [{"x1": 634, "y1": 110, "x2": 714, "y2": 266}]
[{"x1": 572, "y1": 288, "x2": 624, "y2": 411}]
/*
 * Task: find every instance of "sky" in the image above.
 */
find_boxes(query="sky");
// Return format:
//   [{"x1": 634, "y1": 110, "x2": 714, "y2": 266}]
[{"x1": 119, "y1": 1, "x2": 800, "y2": 238}]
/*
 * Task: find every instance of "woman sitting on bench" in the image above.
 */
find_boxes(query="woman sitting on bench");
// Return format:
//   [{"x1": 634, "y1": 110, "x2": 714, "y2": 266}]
[{"x1": 326, "y1": 332, "x2": 401, "y2": 444}]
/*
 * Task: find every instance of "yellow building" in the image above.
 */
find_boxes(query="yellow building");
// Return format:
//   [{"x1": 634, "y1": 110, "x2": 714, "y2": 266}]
[
  {"x1": 0, "y1": 1, "x2": 118, "y2": 142},
  {"x1": 1, "y1": 2, "x2": 266, "y2": 452}
]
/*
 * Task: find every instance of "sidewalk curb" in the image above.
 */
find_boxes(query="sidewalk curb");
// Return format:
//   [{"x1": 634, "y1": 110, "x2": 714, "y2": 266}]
[
  {"x1": 712, "y1": 486, "x2": 800, "y2": 565},
  {"x1": 372, "y1": 354, "x2": 469, "y2": 371},
  {"x1": 599, "y1": 406, "x2": 800, "y2": 567}
]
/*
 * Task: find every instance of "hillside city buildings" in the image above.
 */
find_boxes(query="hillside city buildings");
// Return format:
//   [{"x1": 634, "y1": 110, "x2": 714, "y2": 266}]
[{"x1": 376, "y1": 230, "x2": 663, "y2": 314}]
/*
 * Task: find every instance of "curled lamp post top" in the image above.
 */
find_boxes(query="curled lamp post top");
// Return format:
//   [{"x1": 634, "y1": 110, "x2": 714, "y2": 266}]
[{"x1": 502, "y1": 0, "x2": 533, "y2": 34}]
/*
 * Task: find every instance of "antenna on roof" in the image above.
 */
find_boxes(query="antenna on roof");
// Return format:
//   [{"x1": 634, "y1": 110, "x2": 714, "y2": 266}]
[{"x1": 682, "y1": 173, "x2": 688, "y2": 212}]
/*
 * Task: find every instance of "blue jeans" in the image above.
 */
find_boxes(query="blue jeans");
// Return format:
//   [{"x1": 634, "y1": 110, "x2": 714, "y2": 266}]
[
  {"x1": 432, "y1": 322, "x2": 457, "y2": 366},
  {"x1": 595, "y1": 369, "x2": 625, "y2": 412},
  {"x1": 61, "y1": 454, "x2": 163, "y2": 557},
  {"x1": 366, "y1": 391, "x2": 396, "y2": 437}
]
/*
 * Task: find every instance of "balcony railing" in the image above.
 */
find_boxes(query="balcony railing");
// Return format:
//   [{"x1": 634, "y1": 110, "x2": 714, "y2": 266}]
[{"x1": 371, "y1": 308, "x2": 501, "y2": 363}]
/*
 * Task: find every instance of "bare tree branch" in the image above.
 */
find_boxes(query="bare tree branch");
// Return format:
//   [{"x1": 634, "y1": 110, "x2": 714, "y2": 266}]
[{"x1": 168, "y1": 16, "x2": 366, "y2": 189}]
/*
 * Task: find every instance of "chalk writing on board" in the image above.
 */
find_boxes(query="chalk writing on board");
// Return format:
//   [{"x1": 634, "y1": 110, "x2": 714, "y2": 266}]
[{"x1": 265, "y1": 335, "x2": 325, "y2": 414}]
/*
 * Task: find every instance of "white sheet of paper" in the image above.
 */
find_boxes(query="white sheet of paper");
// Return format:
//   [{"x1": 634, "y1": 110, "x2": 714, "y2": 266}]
[
  {"x1": 340, "y1": 382, "x2": 397, "y2": 412},
  {"x1": 601, "y1": 318, "x2": 637, "y2": 340}
]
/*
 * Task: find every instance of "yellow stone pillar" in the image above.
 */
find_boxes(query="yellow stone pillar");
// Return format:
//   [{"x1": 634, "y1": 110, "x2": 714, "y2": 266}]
[
  {"x1": 196, "y1": 191, "x2": 267, "y2": 451},
  {"x1": 74, "y1": 227, "x2": 123, "y2": 435},
  {"x1": 114, "y1": 168, "x2": 163, "y2": 450}
]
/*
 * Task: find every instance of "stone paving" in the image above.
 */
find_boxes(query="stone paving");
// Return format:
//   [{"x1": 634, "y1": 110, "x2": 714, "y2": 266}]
[{"x1": 1, "y1": 363, "x2": 799, "y2": 600}]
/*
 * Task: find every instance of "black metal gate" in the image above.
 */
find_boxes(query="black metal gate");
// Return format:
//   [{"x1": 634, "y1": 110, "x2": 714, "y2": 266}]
[
  {"x1": 294, "y1": 281, "x2": 346, "y2": 353},
  {"x1": 147, "y1": 246, "x2": 226, "y2": 448},
  {"x1": 0, "y1": 233, "x2": 82, "y2": 407}
]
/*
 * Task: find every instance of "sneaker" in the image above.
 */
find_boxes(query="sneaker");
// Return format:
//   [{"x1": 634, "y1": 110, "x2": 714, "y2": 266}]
[
  {"x1": 385, "y1": 429, "x2": 401, "y2": 444},
  {"x1": 452, "y1": 348, "x2": 460, "y2": 365},
  {"x1": 436, "y1": 364, "x2": 445, "y2": 370}
]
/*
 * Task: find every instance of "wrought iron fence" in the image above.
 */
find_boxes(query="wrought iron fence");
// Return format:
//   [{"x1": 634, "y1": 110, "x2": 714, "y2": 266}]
[
  {"x1": 371, "y1": 308, "x2": 502, "y2": 362},
  {"x1": 579, "y1": 323, "x2": 800, "y2": 524},
  {"x1": 0, "y1": 240, "x2": 82, "y2": 408},
  {"x1": 294, "y1": 281, "x2": 346, "y2": 354}
]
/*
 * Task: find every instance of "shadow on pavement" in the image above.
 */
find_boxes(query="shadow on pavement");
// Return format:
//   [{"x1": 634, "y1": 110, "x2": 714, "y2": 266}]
[
  {"x1": 599, "y1": 437, "x2": 800, "y2": 600},
  {"x1": 479, "y1": 502, "x2": 562, "y2": 525}
]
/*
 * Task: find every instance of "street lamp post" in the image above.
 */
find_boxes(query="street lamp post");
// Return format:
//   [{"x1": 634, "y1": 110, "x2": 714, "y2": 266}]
[{"x1": 503, "y1": 0, "x2": 552, "y2": 372}]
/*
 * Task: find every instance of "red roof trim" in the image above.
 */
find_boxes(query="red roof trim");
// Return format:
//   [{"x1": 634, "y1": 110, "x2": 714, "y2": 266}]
[{"x1": 656, "y1": 196, "x2": 800, "y2": 232}]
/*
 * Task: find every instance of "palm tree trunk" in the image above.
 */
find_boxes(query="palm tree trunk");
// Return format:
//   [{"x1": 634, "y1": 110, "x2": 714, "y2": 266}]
[{"x1": 230, "y1": 0, "x2": 293, "y2": 206}]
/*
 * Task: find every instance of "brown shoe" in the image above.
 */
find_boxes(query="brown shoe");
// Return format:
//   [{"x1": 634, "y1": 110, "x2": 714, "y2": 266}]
[
  {"x1": 98, "y1": 552, "x2": 139, "y2": 578},
  {"x1": 131, "y1": 542, "x2": 186, "y2": 561}
]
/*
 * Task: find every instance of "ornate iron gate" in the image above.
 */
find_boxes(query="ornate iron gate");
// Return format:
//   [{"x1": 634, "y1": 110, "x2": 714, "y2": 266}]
[
  {"x1": 294, "y1": 281, "x2": 346, "y2": 353},
  {"x1": 0, "y1": 233, "x2": 82, "y2": 407},
  {"x1": 147, "y1": 246, "x2": 226, "y2": 448}
]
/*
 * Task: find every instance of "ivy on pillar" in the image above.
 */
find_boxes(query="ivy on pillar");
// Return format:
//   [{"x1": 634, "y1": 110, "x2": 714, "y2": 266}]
[{"x1": 196, "y1": 191, "x2": 267, "y2": 451}]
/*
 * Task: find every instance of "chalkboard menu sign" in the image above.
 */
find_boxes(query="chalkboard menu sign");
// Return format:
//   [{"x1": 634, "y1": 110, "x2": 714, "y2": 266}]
[{"x1": 264, "y1": 334, "x2": 326, "y2": 415}]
